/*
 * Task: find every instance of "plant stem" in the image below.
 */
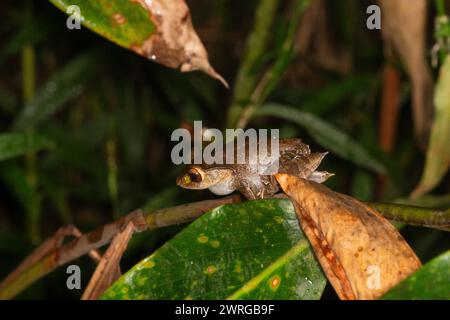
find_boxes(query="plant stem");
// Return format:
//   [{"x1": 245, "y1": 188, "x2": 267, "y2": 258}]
[
  {"x1": 368, "y1": 202, "x2": 450, "y2": 232},
  {"x1": 106, "y1": 131, "x2": 119, "y2": 219},
  {"x1": 226, "y1": 0, "x2": 280, "y2": 128},
  {"x1": 0, "y1": 195, "x2": 242, "y2": 299},
  {"x1": 434, "y1": 0, "x2": 450, "y2": 64},
  {"x1": 2, "y1": 195, "x2": 448, "y2": 299},
  {"x1": 22, "y1": 0, "x2": 40, "y2": 244}
]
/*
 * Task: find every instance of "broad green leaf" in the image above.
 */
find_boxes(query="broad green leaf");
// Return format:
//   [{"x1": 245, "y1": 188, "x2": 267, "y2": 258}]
[
  {"x1": 102, "y1": 199, "x2": 326, "y2": 300},
  {"x1": 256, "y1": 103, "x2": 386, "y2": 174},
  {"x1": 0, "y1": 132, "x2": 53, "y2": 161},
  {"x1": 49, "y1": 0, "x2": 226, "y2": 84},
  {"x1": 412, "y1": 54, "x2": 450, "y2": 197},
  {"x1": 382, "y1": 250, "x2": 450, "y2": 299},
  {"x1": 14, "y1": 51, "x2": 102, "y2": 130},
  {"x1": 49, "y1": 0, "x2": 155, "y2": 50}
]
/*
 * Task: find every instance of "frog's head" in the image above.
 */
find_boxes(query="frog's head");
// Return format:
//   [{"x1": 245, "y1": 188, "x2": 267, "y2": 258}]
[{"x1": 176, "y1": 165, "x2": 234, "y2": 190}]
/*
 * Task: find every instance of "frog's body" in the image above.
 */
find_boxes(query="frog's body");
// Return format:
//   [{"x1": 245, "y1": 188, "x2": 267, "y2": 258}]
[{"x1": 176, "y1": 138, "x2": 333, "y2": 200}]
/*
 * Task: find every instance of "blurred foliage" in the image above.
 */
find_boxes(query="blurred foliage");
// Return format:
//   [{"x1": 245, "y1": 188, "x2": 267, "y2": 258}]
[{"x1": 0, "y1": 0, "x2": 449, "y2": 299}]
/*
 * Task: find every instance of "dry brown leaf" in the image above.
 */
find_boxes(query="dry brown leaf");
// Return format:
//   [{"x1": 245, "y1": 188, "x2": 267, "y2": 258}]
[
  {"x1": 379, "y1": 0, "x2": 434, "y2": 149},
  {"x1": 275, "y1": 173, "x2": 422, "y2": 300},
  {"x1": 81, "y1": 222, "x2": 135, "y2": 300},
  {"x1": 132, "y1": 0, "x2": 228, "y2": 87}
]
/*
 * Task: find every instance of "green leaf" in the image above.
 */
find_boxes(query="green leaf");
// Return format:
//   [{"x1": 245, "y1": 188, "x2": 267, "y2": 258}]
[
  {"x1": 14, "y1": 50, "x2": 102, "y2": 130},
  {"x1": 256, "y1": 103, "x2": 386, "y2": 174},
  {"x1": 412, "y1": 54, "x2": 450, "y2": 197},
  {"x1": 102, "y1": 199, "x2": 326, "y2": 300},
  {"x1": 48, "y1": 0, "x2": 226, "y2": 84},
  {"x1": 382, "y1": 250, "x2": 450, "y2": 299},
  {"x1": 0, "y1": 132, "x2": 53, "y2": 161},
  {"x1": 49, "y1": 0, "x2": 155, "y2": 49}
]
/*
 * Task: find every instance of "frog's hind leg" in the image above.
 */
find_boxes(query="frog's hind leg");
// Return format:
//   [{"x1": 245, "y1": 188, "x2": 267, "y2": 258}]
[
  {"x1": 238, "y1": 181, "x2": 258, "y2": 200},
  {"x1": 260, "y1": 175, "x2": 279, "y2": 198},
  {"x1": 238, "y1": 174, "x2": 282, "y2": 200}
]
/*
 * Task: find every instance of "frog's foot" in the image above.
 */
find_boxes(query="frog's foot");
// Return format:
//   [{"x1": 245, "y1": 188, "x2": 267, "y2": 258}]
[
  {"x1": 238, "y1": 180, "x2": 260, "y2": 200},
  {"x1": 260, "y1": 175, "x2": 279, "y2": 198},
  {"x1": 239, "y1": 187, "x2": 257, "y2": 200}
]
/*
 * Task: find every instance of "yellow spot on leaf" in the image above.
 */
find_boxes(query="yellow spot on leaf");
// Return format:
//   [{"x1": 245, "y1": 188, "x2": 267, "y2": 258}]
[
  {"x1": 274, "y1": 216, "x2": 284, "y2": 224},
  {"x1": 205, "y1": 265, "x2": 217, "y2": 274},
  {"x1": 197, "y1": 234, "x2": 209, "y2": 243},
  {"x1": 143, "y1": 260, "x2": 155, "y2": 268},
  {"x1": 210, "y1": 240, "x2": 220, "y2": 248},
  {"x1": 270, "y1": 276, "x2": 281, "y2": 290},
  {"x1": 112, "y1": 13, "x2": 127, "y2": 26},
  {"x1": 137, "y1": 277, "x2": 146, "y2": 286},
  {"x1": 254, "y1": 211, "x2": 262, "y2": 218}
]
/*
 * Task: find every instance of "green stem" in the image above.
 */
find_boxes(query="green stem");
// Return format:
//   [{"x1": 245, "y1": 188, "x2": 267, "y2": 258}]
[
  {"x1": 435, "y1": 0, "x2": 450, "y2": 64},
  {"x1": 368, "y1": 203, "x2": 450, "y2": 232},
  {"x1": 22, "y1": 0, "x2": 40, "y2": 244},
  {"x1": 226, "y1": 0, "x2": 281, "y2": 128},
  {"x1": 106, "y1": 131, "x2": 119, "y2": 219}
]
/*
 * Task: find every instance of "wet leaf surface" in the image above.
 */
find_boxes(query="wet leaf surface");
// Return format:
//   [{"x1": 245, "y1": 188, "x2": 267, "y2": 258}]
[{"x1": 102, "y1": 199, "x2": 326, "y2": 300}]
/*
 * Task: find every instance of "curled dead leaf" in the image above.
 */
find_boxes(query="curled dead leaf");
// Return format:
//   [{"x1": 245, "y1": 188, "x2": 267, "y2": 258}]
[
  {"x1": 275, "y1": 173, "x2": 422, "y2": 300},
  {"x1": 132, "y1": 0, "x2": 228, "y2": 88},
  {"x1": 379, "y1": 0, "x2": 434, "y2": 149}
]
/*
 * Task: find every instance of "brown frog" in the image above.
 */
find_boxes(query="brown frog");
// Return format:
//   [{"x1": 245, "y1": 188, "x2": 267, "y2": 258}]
[{"x1": 176, "y1": 138, "x2": 333, "y2": 200}]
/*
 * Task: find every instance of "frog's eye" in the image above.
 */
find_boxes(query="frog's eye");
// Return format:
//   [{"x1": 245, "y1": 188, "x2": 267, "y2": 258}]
[{"x1": 187, "y1": 168, "x2": 202, "y2": 183}]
